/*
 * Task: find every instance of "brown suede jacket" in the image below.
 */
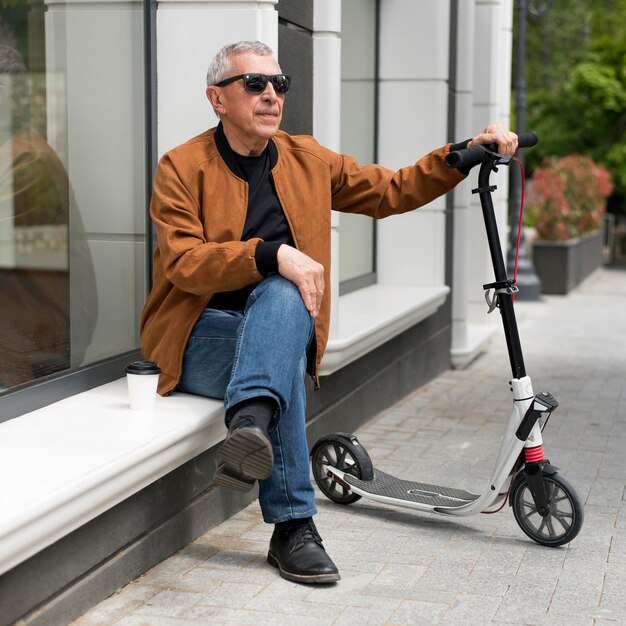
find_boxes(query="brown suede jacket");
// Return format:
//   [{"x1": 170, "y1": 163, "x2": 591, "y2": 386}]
[{"x1": 140, "y1": 126, "x2": 466, "y2": 395}]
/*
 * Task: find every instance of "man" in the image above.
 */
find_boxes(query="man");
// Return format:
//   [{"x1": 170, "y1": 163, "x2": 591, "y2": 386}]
[{"x1": 140, "y1": 40, "x2": 518, "y2": 584}]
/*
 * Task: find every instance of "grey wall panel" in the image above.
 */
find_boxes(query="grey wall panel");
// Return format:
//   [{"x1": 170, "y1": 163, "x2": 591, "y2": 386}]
[
  {"x1": 276, "y1": 0, "x2": 313, "y2": 31},
  {"x1": 277, "y1": 24, "x2": 313, "y2": 136}
]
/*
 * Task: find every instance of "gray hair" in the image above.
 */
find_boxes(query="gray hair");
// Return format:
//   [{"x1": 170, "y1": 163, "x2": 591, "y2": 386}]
[
  {"x1": 206, "y1": 41, "x2": 276, "y2": 86},
  {"x1": 0, "y1": 44, "x2": 27, "y2": 77},
  {"x1": 0, "y1": 44, "x2": 29, "y2": 127}
]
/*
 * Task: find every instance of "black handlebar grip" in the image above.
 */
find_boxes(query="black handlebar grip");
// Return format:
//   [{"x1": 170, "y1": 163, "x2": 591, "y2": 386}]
[
  {"x1": 445, "y1": 131, "x2": 540, "y2": 169},
  {"x1": 517, "y1": 131, "x2": 538, "y2": 149},
  {"x1": 444, "y1": 144, "x2": 486, "y2": 169}
]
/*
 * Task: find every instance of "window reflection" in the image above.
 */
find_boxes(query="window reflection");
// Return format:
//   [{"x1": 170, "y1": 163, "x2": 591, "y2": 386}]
[
  {"x1": 1, "y1": 0, "x2": 149, "y2": 402},
  {"x1": 0, "y1": 43, "x2": 97, "y2": 390}
]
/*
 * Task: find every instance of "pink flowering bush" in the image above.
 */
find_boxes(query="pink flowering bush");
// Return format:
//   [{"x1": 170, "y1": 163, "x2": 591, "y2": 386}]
[{"x1": 527, "y1": 154, "x2": 614, "y2": 241}]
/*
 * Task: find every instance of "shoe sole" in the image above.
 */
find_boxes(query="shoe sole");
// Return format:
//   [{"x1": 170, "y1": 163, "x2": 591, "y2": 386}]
[
  {"x1": 212, "y1": 464, "x2": 256, "y2": 492},
  {"x1": 220, "y1": 426, "x2": 274, "y2": 481},
  {"x1": 267, "y1": 551, "x2": 341, "y2": 584}
]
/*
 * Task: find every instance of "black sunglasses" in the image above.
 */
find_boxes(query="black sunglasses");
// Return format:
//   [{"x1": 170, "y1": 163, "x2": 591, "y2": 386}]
[{"x1": 214, "y1": 73, "x2": 291, "y2": 94}]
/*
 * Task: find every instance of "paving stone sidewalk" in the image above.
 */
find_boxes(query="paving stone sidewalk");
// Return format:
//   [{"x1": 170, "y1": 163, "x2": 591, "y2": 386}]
[{"x1": 74, "y1": 267, "x2": 626, "y2": 626}]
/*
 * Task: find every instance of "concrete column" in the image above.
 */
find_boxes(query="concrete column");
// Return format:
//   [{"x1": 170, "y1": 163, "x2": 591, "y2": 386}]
[
  {"x1": 313, "y1": 0, "x2": 341, "y2": 338},
  {"x1": 467, "y1": 0, "x2": 513, "y2": 326},
  {"x1": 450, "y1": 0, "x2": 477, "y2": 366}
]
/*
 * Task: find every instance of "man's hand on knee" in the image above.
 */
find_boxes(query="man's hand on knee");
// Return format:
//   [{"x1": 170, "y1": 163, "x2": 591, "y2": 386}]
[{"x1": 277, "y1": 245, "x2": 325, "y2": 318}]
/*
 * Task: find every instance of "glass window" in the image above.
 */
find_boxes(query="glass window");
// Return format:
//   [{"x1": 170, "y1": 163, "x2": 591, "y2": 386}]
[
  {"x1": 0, "y1": 0, "x2": 146, "y2": 396},
  {"x1": 339, "y1": 0, "x2": 377, "y2": 292}
]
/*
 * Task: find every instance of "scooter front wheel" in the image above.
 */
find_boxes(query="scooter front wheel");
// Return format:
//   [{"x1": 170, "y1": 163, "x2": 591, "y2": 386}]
[
  {"x1": 311, "y1": 433, "x2": 373, "y2": 505},
  {"x1": 511, "y1": 472, "x2": 584, "y2": 547}
]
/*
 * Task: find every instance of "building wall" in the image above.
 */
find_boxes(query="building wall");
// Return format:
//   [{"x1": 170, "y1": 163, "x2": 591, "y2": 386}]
[{"x1": 0, "y1": 1, "x2": 514, "y2": 623}]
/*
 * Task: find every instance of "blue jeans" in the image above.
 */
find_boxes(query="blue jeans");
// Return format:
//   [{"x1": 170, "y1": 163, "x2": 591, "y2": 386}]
[{"x1": 178, "y1": 274, "x2": 318, "y2": 524}]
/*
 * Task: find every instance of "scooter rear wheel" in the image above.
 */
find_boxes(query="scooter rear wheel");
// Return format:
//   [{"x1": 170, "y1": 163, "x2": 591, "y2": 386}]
[
  {"x1": 511, "y1": 472, "x2": 584, "y2": 547},
  {"x1": 311, "y1": 433, "x2": 373, "y2": 505}
]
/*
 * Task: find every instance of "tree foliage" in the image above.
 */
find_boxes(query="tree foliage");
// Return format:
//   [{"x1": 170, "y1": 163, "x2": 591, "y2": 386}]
[{"x1": 517, "y1": 0, "x2": 626, "y2": 203}]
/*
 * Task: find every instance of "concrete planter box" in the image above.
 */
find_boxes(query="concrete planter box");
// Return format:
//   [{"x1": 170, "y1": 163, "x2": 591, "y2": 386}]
[{"x1": 532, "y1": 230, "x2": 603, "y2": 295}]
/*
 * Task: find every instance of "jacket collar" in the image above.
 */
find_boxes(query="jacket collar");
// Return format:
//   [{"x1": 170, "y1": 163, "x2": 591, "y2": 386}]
[{"x1": 214, "y1": 122, "x2": 278, "y2": 179}]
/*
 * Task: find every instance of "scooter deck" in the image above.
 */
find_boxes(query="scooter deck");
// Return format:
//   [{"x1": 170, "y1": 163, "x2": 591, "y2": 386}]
[{"x1": 342, "y1": 468, "x2": 480, "y2": 507}]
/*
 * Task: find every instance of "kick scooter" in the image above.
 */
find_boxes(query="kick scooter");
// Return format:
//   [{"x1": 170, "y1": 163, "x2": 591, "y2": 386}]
[{"x1": 311, "y1": 133, "x2": 584, "y2": 547}]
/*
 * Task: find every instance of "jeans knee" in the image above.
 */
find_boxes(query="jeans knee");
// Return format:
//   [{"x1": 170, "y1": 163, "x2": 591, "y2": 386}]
[
  {"x1": 248, "y1": 276, "x2": 315, "y2": 349},
  {"x1": 264, "y1": 274, "x2": 298, "y2": 296},
  {"x1": 260, "y1": 275, "x2": 308, "y2": 315}
]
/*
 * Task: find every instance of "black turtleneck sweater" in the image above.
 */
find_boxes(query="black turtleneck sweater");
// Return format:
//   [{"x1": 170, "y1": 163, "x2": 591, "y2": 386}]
[{"x1": 208, "y1": 131, "x2": 294, "y2": 311}]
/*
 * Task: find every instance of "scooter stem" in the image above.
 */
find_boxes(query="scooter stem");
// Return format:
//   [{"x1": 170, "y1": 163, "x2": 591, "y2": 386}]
[{"x1": 475, "y1": 157, "x2": 527, "y2": 380}]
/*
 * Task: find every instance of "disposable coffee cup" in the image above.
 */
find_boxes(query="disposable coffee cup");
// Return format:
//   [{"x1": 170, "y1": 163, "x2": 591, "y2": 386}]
[{"x1": 126, "y1": 360, "x2": 160, "y2": 411}]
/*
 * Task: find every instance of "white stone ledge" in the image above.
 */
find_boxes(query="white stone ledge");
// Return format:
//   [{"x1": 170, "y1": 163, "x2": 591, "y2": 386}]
[
  {"x1": 321, "y1": 284, "x2": 450, "y2": 376},
  {"x1": 0, "y1": 379, "x2": 224, "y2": 576}
]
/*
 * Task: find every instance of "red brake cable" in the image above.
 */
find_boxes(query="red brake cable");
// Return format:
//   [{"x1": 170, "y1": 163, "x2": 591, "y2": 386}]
[{"x1": 512, "y1": 156, "x2": 525, "y2": 302}]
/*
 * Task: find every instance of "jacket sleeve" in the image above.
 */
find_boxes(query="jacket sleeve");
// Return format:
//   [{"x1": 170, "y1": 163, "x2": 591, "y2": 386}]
[
  {"x1": 150, "y1": 154, "x2": 262, "y2": 296},
  {"x1": 327, "y1": 144, "x2": 467, "y2": 218}
]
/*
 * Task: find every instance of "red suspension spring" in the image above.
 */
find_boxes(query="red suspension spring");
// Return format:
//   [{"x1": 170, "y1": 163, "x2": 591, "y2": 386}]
[{"x1": 524, "y1": 445, "x2": 545, "y2": 464}]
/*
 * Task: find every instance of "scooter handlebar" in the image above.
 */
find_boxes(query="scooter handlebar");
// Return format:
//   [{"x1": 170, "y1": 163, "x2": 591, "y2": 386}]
[
  {"x1": 445, "y1": 131, "x2": 539, "y2": 169},
  {"x1": 517, "y1": 131, "x2": 539, "y2": 149}
]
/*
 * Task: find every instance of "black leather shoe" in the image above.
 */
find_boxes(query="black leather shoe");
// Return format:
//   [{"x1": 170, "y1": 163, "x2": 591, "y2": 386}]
[
  {"x1": 213, "y1": 415, "x2": 274, "y2": 491},
  {"x1": 267, "y1": 519, "x2": 340, "y2": 584}
]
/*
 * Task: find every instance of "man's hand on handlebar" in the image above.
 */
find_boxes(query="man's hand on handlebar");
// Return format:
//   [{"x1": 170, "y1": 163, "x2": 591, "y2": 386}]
[{"x1": 467, "y1": 123, "x2": 518, "y2": 156}]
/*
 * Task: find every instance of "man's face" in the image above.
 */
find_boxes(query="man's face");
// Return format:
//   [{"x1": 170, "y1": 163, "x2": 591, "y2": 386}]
[{"x1": 207, "y1": 51, "x2": 285, "y2": 155}]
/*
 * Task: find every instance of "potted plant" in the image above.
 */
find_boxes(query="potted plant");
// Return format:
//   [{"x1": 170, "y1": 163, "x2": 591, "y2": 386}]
[{"x1": 527, "y1": 154, "x2": 613, "y2": 294}]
